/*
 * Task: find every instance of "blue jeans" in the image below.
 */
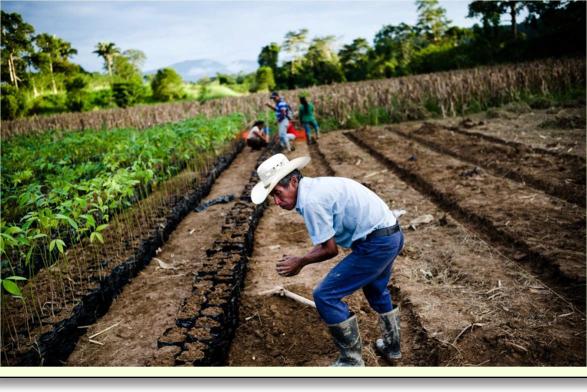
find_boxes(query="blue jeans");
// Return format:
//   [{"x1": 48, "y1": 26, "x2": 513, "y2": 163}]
[
  {"x1": 302, "y1": 120, "x2": 320, "y2": 139},
  {"x1": 313, "y1": 230, "x2": 404, "y2": 325},
  {"x1": 278, "y1": 119, "x2": 291, "y2": 148}
]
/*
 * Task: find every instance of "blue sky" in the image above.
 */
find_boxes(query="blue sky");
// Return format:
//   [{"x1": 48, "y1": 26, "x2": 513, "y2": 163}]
[{"x1": 2, "y1": 0, "x2": 477, "y2": 73}]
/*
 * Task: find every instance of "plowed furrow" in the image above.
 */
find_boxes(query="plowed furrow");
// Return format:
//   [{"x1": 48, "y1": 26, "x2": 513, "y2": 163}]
[
  {"x1": 345, "y1": 129, "x2": 585, "y2": 309},
  {"x1": 319, "y1": 131, "x2": 585, "y2": 366}
]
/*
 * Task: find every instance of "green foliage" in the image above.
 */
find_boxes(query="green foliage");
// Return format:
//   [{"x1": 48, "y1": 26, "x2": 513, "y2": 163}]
[
  {"x1": 1, "y1": 11, "x2": 35, "y2": 89},
  {"x1": 65, "y1": 75, "x2": 91, "y2": 112},
  {"x1": 1, "y1": 84, "x2": 31, "y2": 119},
  {"x1": 196, "y1": 77, "x2": 212, "y2": 102},
  {"x1": 151, "y1": 67, "x2": 185, "y2": 101},
  {"x1": 112, "y1": 54, "x2": 142, "y2": 83},
  {"x1": 65, "y1": 75, "x2": 88, "y2": 91},
  {"x1": 0, "y1": 275, "x2": 26, "y2": 297},
  {"x1": 216, "y1": 73, "x2": 236, "y2": 85},
  {"x1": 93, "y1": 42, "x2": 120, "y2": 77},
  {"x1": 30, "y1": 93, "x2": 67, "y2": 115},
  {"x1": 416, "y1": 0, "x2": 451, "y2": 43},
  {"x1": 112, "y1": 81, "x2": 145, "y2": 108},
  {"x1": 339, "y1": 38, "x2": 372, "y2": 81},
  {"x1": 251, "y1": 66, "x2": 276, "y2": 92},
  {"x1": 1, "y1": 114, "x2": 245, "y2": 271},
  {"x1": 255, "y1": 1, "x2": 585, "y2": 88},
  {"x1": 258, "y1": 42, "x2": 280, "y2": 75},
  {"x1": 33, "y1": 33, "x2": 78, "y2": 93}
]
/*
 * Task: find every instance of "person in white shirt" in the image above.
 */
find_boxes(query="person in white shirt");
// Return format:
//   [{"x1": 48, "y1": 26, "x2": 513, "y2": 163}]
[
  {"x1": 246, "y1": 120, "x2": 269, "y2": 150},
  {"x1": 252, "y1": 153, "x2": 404, "y2": 367}
]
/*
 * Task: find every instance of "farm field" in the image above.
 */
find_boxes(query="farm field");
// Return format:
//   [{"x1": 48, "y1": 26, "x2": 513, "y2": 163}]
[
  {"x1": 1, "y1": 102, "x2": 585, "y2": 367},
  {"x1": 228, "y1": 104, "x2": 586, "y2": 366}
]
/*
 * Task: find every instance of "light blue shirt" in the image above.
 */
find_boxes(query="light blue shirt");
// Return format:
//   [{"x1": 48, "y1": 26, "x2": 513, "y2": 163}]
[{"x1": 295, "y1": 177, "x2": 397, "y2": 248}]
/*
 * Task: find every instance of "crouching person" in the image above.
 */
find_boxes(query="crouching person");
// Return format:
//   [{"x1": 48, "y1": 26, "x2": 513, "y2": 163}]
[
  {"x1": 246, "y1": 120, "x2": 269, "y2": 150},
  {"x1": 251, "y1": 153, "x2": 404, "y2": 367}
]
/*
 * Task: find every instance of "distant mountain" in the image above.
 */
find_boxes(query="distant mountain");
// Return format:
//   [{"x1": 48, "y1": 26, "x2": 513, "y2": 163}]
[{"x1": 145, "y1": 59, "x2": 257, "y2": 82}]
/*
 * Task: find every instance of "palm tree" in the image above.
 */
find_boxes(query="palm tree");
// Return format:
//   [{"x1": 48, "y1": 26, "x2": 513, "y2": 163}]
[
  {"x1": 283, "y1": 29, "x2": 309, "y2": 75},
  {"x1": 35, "y1": 33, "x2": 77, "y2": 93},
  {"x1": 93, "y1": 42, "x2": 120, "y2": 78}
]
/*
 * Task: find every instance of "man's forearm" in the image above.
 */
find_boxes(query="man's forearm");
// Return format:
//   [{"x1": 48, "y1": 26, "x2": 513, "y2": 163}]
[{"x1": 300, "y1": 240, "x2": 338, "y2": 266}]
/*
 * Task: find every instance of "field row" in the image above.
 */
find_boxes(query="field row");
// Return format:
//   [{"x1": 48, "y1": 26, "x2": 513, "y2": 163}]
[
  {"x1": 229, "y1": 124, "x2": 585, "y2": 366},
  {"x1": 1, "y1": 141, "x2": 243, "y2": 365}
]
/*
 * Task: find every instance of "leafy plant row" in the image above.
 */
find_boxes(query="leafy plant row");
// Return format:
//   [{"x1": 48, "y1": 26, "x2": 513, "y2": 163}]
[{"x1": 1, "y1": 114, "x2": 245, "y2": 281}]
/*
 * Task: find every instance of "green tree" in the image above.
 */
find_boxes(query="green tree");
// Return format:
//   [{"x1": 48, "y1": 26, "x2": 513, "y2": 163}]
[
  {"x1": 122, "y1": 49, "x2": 146, "y2": 70},
  {"x1": 112, "y1": 54, "x2": 142, "y2": 83},
  {"x1": 373, "y1": 23, "x2": 421, "y2": 76},
  {"x1": 1, "y1": 11, "x2": 35, "y2": 90},
  {"x1": 150, "y1": 67, "x2": 185, "y2": 102},
  {"x1": 468, "y1": 0, "x2": 502, "y2": 37},
  {"x1": 258, "y1": 42, "x2": 280, "y2": 74},
  {"x1": 283, "y1": 29, "x2": 309, "y2": 76},
  {"x1": 1, "y1": 84, "x2": 30, "y2": 119},
  {"x1": 339, "y1": 38, "x2": 372, "y2": 81},
  {"x1": 65, "y1": 75, "x2": 90, "y2": 112},
  {"x1": 252, "y1": 66, "x2": 276, "y2": 92},
  {"x1": 111, "y1": 54, "x2": 144, "y2": 107},
  {"x1": 416, "y1": 0, "x2": 452, "y2": 43},
  {"x1": 93, "y1": 42, "x2": 120, "y2": 78},
  {"x1": 34, "y1": 33, "x2": 77, "y2": 94},
  {"x1": 301, "y1": 36, "x2": 345, "y2": 85}
]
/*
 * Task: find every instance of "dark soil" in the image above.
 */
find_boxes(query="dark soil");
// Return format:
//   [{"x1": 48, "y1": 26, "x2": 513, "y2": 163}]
[
  {"x1": 66, "y1": 147, "x2": 264, "y2": 366},
  {"x1": 228, "y1": 128, "x2": 585, "y2": 366},
  {"x1": 388, "y1": 122, "x2": 585, "y2": 206},
  {"x1": 348, "y1": 127, "x2": 585, "y2": 307},
  {"x1": 4, "y1": 104, "x2": 585, "y2": 368}
]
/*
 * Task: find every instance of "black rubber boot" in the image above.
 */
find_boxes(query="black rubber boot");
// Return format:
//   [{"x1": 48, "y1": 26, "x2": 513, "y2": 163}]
[
  {"x1": 327, "y1": 315, "x2": 365, "y2": 367},
  {"x1": 375, "y1": 308, "x2": 401, "y2": 362}
]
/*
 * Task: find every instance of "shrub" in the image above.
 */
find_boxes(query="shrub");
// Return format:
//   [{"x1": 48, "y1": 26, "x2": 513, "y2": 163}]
[
  {"x1": 66, "y1": 92, "x2": 91, "y2": 112},
  {"x1": 30, "y1": 94, "x2": 67, "y2": 115},
  {"x1": 112, "y1": 82, "x2": 145, "y2": 108},
  {"x1": 89, "y1": 89, "x2": 114, "y2": 108},
  {"x1": 250, "y1": 66, "x2": 276, "y2": 93},
  {"x1": 1, "y1": 85, "x2": 31, "y2": 120},
  {"x1": 151, "y1": 68, "x2": 185, "y2": 102}
]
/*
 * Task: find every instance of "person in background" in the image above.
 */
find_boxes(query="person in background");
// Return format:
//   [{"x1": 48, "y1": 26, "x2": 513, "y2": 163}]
[
  {"x1": 246, "y1": 120, "x2": 269, "y2": 150},
  {"x1": 298, "y1": 94, "x2": 320, "y2": 145},
  {"x1": 265, "y1": 91, "x2": 295, "y2": 152}
]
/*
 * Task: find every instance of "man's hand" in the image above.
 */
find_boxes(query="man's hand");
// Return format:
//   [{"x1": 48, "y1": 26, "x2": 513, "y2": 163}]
[{"x1": 276, "y1": 255, "x2": 305, "y2": 277}]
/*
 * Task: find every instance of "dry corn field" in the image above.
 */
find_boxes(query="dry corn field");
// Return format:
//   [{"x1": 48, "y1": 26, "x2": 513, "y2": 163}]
[{"x1": 2, "y1": 58, "x2": 585, "y2": 139}]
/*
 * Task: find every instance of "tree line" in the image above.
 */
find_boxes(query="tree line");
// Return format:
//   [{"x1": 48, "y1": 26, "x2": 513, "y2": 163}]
[
  {"x1": 2, "y1": 1, "x2": 585, "y2": 120},
  {"x1": 248, "y1": 0, "x2": 585, "y2": 91},
  {"x1": 1, "y1": 11, "x2": 186, "y2": 120}
]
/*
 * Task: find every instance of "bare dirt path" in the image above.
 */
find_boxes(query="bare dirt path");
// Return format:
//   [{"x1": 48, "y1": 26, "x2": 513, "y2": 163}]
[{"x1": 67, "y1": 147, "x2": 262, "y2": 366}]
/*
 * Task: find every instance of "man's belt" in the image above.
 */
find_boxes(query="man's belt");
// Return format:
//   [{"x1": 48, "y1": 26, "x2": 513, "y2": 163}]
[
  {"x1": 365, "y1": 224, "x2": 401, "y2": 241},
  {"x1": 352, "y1": 224, "x2": 401, "y2": 247}
]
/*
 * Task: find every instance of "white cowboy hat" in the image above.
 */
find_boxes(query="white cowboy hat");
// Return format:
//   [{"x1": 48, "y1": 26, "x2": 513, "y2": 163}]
[{"x1": 251, "y1": 153, "x2": 311, "y2": 204}]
